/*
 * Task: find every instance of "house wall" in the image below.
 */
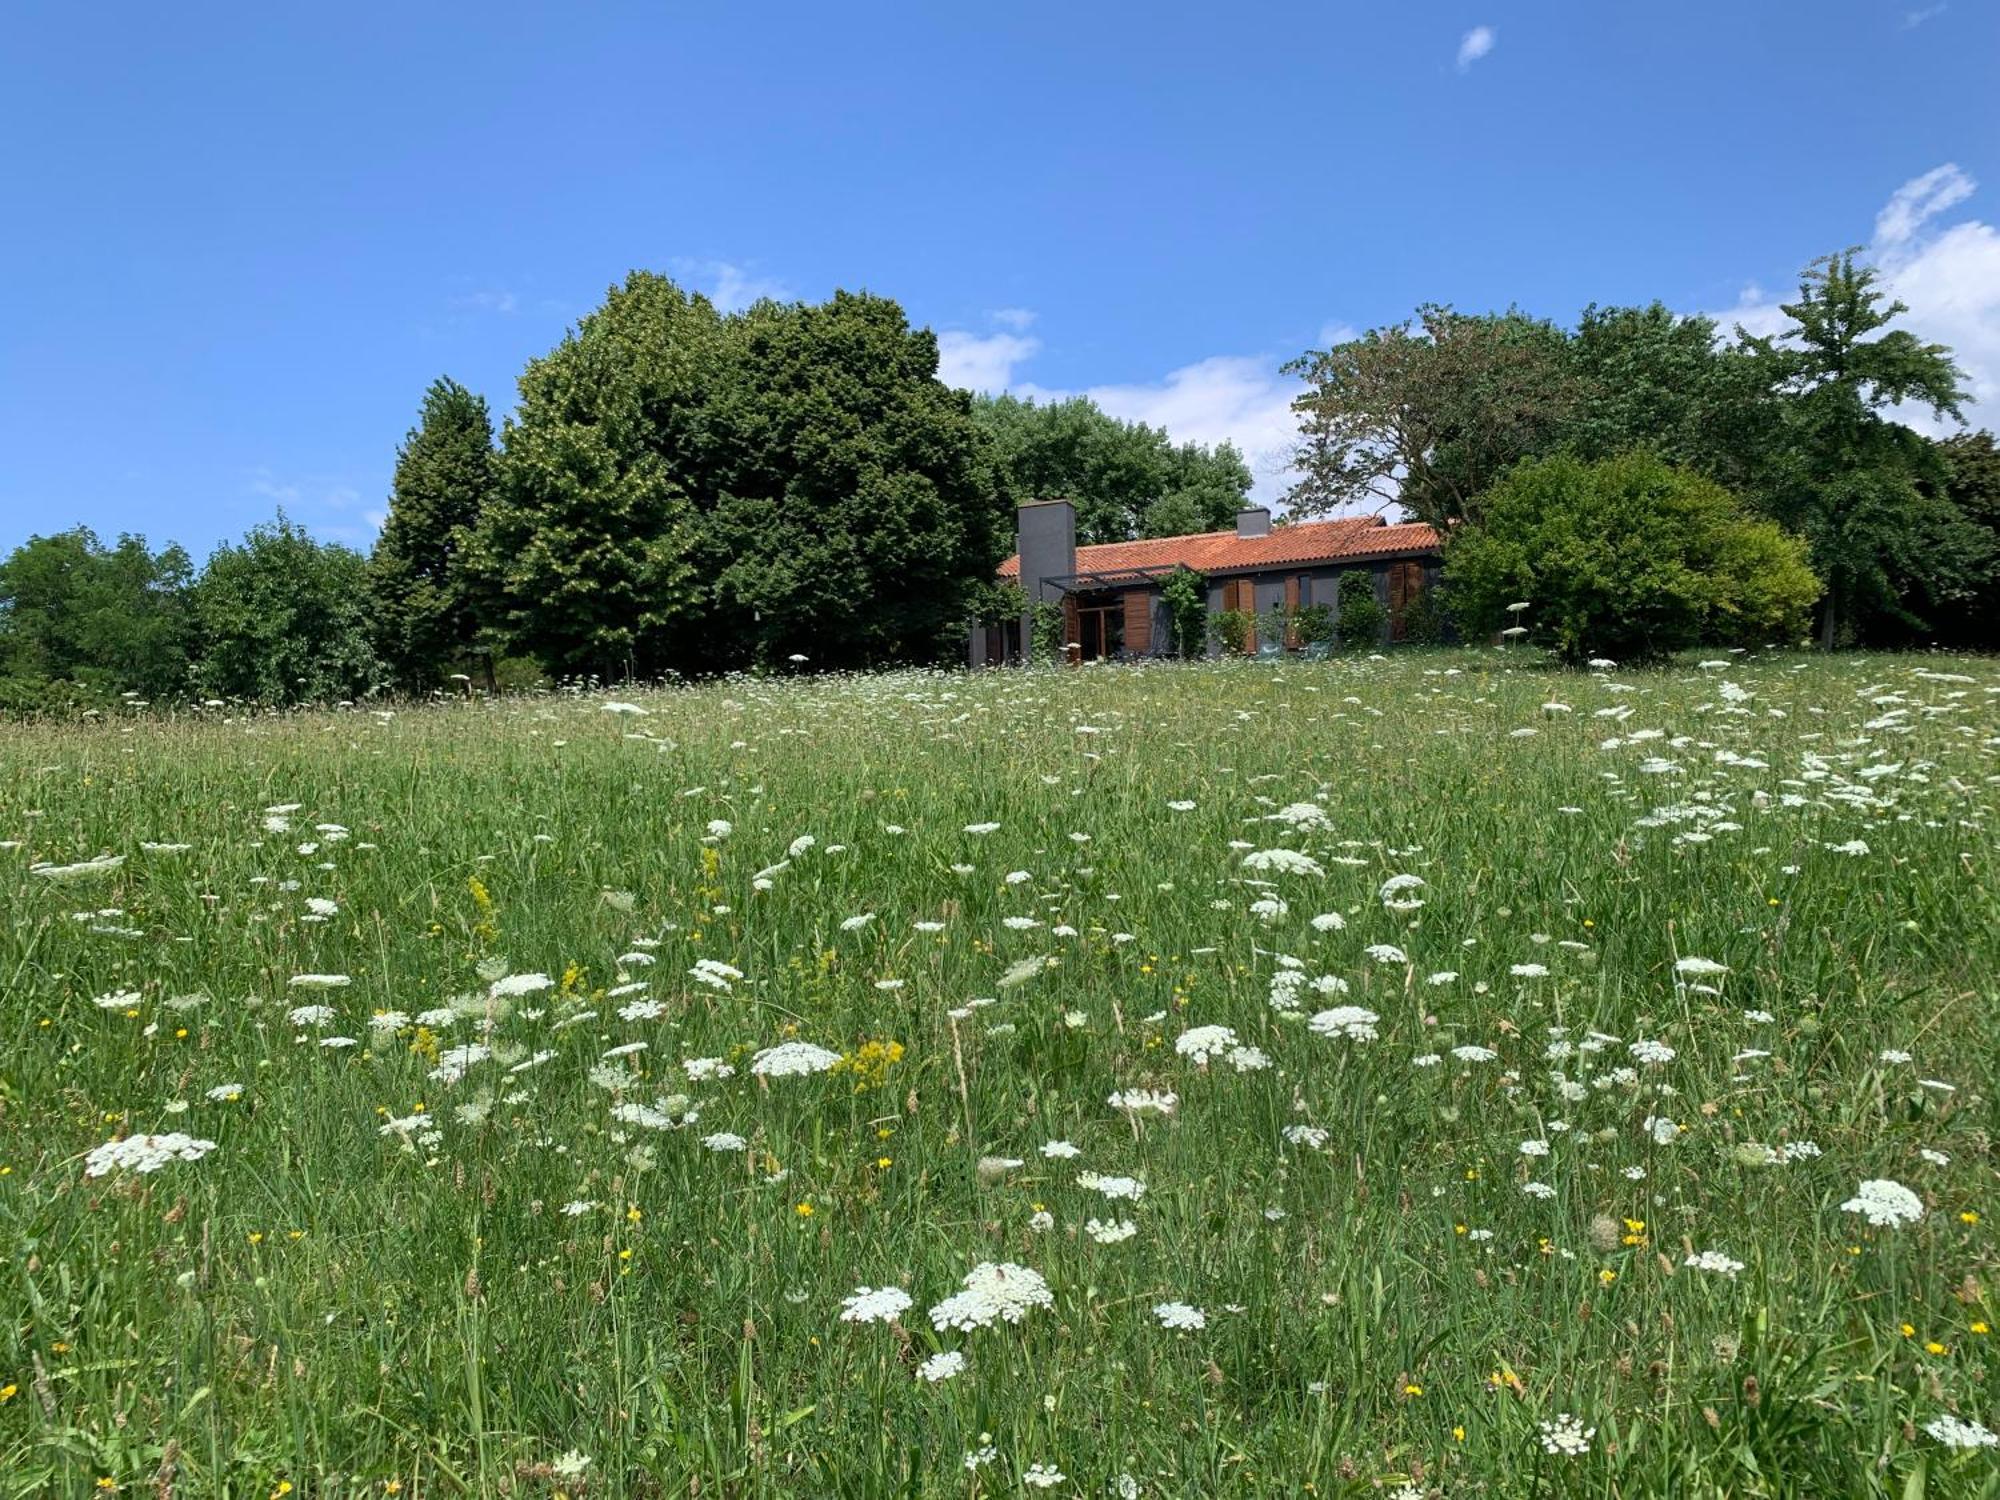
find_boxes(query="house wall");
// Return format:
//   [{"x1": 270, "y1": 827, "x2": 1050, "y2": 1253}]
[
  {"x1": 974, "y1": 554, "x2": 1442, "y2": 665},
  {"x1": 1202, "y1": 559, "x2": 1442, "y2": 652}
]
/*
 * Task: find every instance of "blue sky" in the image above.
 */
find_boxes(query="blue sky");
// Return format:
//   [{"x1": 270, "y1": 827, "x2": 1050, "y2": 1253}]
[{"x1": 4, "y1": 1, "x2": 1997, "y2": 555}]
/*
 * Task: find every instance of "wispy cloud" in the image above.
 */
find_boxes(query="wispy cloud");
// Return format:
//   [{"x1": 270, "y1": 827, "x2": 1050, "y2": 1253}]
[
  {"x1": 1714, "y1": 162, "x2": 2000, "y2": 433},
  {"x1": 450, "y1": 288, "x2": 519, "y2": 315},
  {"x1": 244, "y1": 469, "x2": 380, "y2": 545},
  {"x1": 1456, "y1": 25, "x2": 1496, "y2": 72},
  {"x1": 936, "y1": 329, "x2": 1042, "y2": 393},
  {"x1": 1875, "y1": 162, "x2": 1975, "y2": 248},
  {"x1": 991, "y1": 307, "x2": 1037, "y2": 332},
  {"x1": 1028, "y1": 357, "x2": 1307, "y2": 504},
  {"x1": 1902, "y1": 4, "x2": 1947, "y2": 28},
  {"x1": 672, "y1": 259, "x2": 791, "y2": 314},
  {"x1": 935, "y1": 313, "x2": 1317, "y2": 505}
]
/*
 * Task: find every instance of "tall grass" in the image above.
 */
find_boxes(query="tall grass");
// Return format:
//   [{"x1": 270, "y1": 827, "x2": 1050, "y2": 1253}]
[{"x1": 0, "y1": 649, "x2": 1993, "y2": 1497}]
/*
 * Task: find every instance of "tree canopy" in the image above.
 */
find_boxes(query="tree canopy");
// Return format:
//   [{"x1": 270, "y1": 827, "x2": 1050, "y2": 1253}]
[
  {"x1": 1738, "y1": 251, "x2": 1973, "y2": 645},
  {"x1": 369, "y1": 377, "x2": 497, "y2": 690},
  {"x1": 190, "y1": 518, "x2": 381, "y2": 704},
  {"x1": 471, "y1": 273, "x2": 1006, "y2": 677},
  {"x1": 0, "y1": 529, "x2": 193, "y2": 705},
  {"x1": 972, "y1": 392, "x2": 1251, "y2": 545},
  {"x1": 1444, "y1": 450, "x2": 1820, "y2": 664}
]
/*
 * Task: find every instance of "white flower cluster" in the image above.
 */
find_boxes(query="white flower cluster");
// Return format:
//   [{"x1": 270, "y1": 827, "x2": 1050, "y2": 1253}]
[
  {"x1": 1173, "y1": 1025, "x2": 1238, "y2": 1063},
  {"x1": 84, "y1": 1132, "x2": 218, "y2": 1178},
  {"x1": 1684, "y1": 1249, "x2": 1745, "y2": 1277},
  {"x1": 688, "y1": 958, "x2": 743, "y2": 993},
  {"x1": 1840, "y1": 1177, "x2": 1925, "y2": 1228},
  {"x1": 838, "y1": 1285, "x2": 913, "y2": 1323},
  {"x1": 749, "y1": 1041, "x2": 842, "y2": 1078},
  {"x1": 927, "y1": 1261, "x2": 1053, "y2": 1331},
  {"x1": 1078, "y1": 1172, "x2": 1146, "y2": 1201},
  {"x1": 1153, "y1": 1300, "x2": 1205, "y2": 1330},
  {"x1": 1925, "y1": 1414, "x2": 1999, "y2": 1449},
  {"x1": 1240, "y1": 848, "x2": 1325, "y2": 877},
  {"x1": 1309, "y1": 1005, "x2": 1380, "y2": 1043},
  {"x1": 1538, "y1": 1413, "x2": 1596, "y2": 1456}
]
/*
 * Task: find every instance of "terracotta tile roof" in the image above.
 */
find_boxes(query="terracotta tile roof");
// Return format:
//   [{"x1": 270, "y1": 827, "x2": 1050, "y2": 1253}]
[{"x1": 997, "y1": 515, "x2": 1441, "y2": 580}]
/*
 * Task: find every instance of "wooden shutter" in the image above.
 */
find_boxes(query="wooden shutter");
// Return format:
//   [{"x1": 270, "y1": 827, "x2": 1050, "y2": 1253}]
[
  {"x1": 1122, "y1": 589, "x2": 1152, "y2": 656},
  {"x1": 1387, "y1": 561, "x2": 1420, "y2": 642},
  {"x1": 1227, "y1": 578, "x2": 1255, "y2": 653},
  {"x1": 1284, "y1": 575, "x2": 1300, "y2": 649}
]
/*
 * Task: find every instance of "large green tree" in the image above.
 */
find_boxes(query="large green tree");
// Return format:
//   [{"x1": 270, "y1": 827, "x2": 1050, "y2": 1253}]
[
  {"x1": 1284, "y1": 306, "x2": 1579, "y2": 529},
  {"x1": 474, "y1": 273, "x2": 1007, "y2": 677},
  {"x1": 973, "y1": 393, "x2": 1251, "y2": 545},
  {"x1": 190, "y1": 518, "x2": 381, "y2": 704},
  {"x1": 1739, "y1": 251, "x2": 1970, "y2": 646},
  {"x1": 0, "y1": 528, "x2": 193, "y2": 702},
  {"x1": 370, "y1": 377, "x2": 497, "y2": 689},
  {"x1": 1444, "y1": 450, "x2": 1820, "y2": 664},
  {"x1": 694, "y1": 292, "x2": 1007, "y2": 668},
  {"x1": 1564, "y1": 303, "x2": 1773, "y2": 488},
  {"x1": 1921, "y1": 430, "x2": 2000, "y2": 648},
  {"x1": 470, "y1": 273, "x2": 722, "y2": 678}
]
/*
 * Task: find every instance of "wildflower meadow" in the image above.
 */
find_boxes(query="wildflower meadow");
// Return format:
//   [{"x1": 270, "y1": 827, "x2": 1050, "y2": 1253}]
[{"x1": 2, "y1": 649, "x2": 1995, "y2": 1498}]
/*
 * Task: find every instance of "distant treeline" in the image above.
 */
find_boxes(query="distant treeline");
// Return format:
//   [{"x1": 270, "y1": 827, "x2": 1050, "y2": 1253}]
[{"x1": 4, "y1": 254, "x2": 1996, "y2": 710}]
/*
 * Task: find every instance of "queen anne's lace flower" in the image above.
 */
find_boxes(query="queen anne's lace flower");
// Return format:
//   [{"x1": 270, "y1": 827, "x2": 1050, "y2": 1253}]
[
  {"x1": 1241, "y1": 848, "x2": 1325, "y2": 877},
  {"x1": 1840, "y1": 1178, "x2": 1925, "y2": 1228},
  {"x1": 1538, "y1": 1413, "x2": 1595, "y2": 1456},
  {"x1": 926, "y1": 1262, "x2": 1052, "y2": 1331},
  {"x1": 84, "y1": 1132, "x2": 217, "y2": 1178},
  {"x1": 750, "y1": 1041, "x2": 842, "y2": 1078},
  {"x1": 1173, "y1": 1025, "x2": 1238, "y2": 1063},
  {"x1": 1154, "y1": 1300, "x2": 1206, "y2": 1330},
  {"x1": 1309, "y1": 1006, "x2": 1380, "y2": 1043},
  {"x1": 1925, "y1": 1414, "x2": 1998, "y2": 1449},
  {"x1": 839, "y1": 1285, "x2": 912, "y2": 1323}
]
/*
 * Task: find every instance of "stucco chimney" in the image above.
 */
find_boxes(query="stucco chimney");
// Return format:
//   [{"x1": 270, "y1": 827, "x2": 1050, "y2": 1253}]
[
  {"x1": 1236, "y1": 507, "x2": 1271, "y2": 539},
  {"x1": 1017, "y1": 500, "x2": 1077, "y2": 604}
]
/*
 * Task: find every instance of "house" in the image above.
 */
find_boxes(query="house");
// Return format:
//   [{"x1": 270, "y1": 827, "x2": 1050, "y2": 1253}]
[{"x1": 972, "y1": 501, "x2": 1443, "y2": 663}]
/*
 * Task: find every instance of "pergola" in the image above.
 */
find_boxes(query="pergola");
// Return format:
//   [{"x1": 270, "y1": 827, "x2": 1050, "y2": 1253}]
[{"x1": 1040, "y1": 564, "x2": 1183, "y2": 594}]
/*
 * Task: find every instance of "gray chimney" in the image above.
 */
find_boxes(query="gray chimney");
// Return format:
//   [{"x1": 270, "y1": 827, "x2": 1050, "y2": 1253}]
[
  {"x1": 1017, "y1": 500, "x2": 1077, "y2": 605},
  {"x1": 1235, "y1": 507, "x2": 1271, "y2": 539}
]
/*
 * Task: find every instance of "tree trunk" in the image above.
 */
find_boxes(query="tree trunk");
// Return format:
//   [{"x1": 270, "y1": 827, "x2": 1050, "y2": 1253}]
[{"x1": 1818, "y1": 579, "x2": 1838, "y2": 650}]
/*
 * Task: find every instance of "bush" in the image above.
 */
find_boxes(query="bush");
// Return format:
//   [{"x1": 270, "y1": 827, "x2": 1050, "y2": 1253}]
[
  {"x1": 1210, "y1": 609, "x2": 1256, "y2": 655},
  {"x1": 1293, "y1": 603, "x2": 1335, "y2": 647},
  {"x1": 1335, "y1": 572, "x2": 1387, "y2": 648},
  {"x1": 191, "y1": 518, "x2": 384, "y2": 705},
  {"x1": 1399, "y1": 584, "x2": 1453, "y2": 645},
  {"x1": 1445, "y1": 450, "x2": 1820, "y2": 664},
  {"x1": 1159, "y1": 567, "x2": 1210, "y2": 658}
]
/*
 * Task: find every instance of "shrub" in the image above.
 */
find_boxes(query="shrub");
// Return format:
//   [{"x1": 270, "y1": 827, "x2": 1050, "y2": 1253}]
[
  {"x1": 1445, "y1": 450, "x2": 1820, "y2": 664},
  {"x1": 1335, "y1": 572, "x2": 1387, "y2": 648},
  {"x1": 1159, "y1": 567, "x2": 1210, "y2": 658},
  {"x1": 1293, "y1": 603, "x2": 1335, "y2": 647},
  {"x1": 1210, "y1": 609, "x2": 1256, "y2": 654},
  {"x1": 1398, "y1": 584, "x2": 1453, "y2": 645}
]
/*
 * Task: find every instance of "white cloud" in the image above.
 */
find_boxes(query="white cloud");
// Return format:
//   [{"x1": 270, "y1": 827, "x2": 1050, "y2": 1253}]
[
  {"x1": 244, "y1": 470, "x2": 380, "y2": 544},
  {"x1": 1456, "y1": 25, "x2": 1496, "y2": 72},
  {"x1": 451, "y1": 289, "x2": 519, "y2": 315},
  {"x1": 1712, "y1": 163, "x2": 2000, "y2": 433},
  {"x1": 674, "y1": 259, "x2": 790, "y2": 314},
  {"x1": 1874, "y1": 162, "x2": 1974, "y2": 248},
  {"x1": 1030, "y1": 358, "x2": 1305, "y2": 504},
  {"x1": 1902, "y1": 4, "x2": 1947, "y2": 28},
  {"x1": 936, "y1": 329, "x2": 1042, "y2": 393},
  {"x1": 938, "y1": 303, "x2": 1336, "y2": 504}
]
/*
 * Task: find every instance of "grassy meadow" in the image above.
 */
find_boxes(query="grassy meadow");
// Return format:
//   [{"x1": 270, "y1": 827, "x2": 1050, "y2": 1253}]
[{"x1": 1, "y1": 649, "x2": 1996, "y2": 1498}]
